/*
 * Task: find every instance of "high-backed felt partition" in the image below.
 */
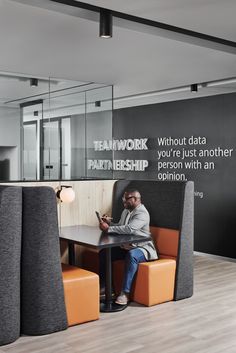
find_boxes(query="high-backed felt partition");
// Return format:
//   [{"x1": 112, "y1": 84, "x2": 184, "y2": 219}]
[
  {"x1": 21, "y1": 187, "x2": 68, "y2": 335},
  {"x1": 174, "y1": 181, "x2": 194, "y2": 299},
  {"x1": 0, "y1": 186, "x2": 22, "y2": 346},
  {"x1": 111, "y1": 180, "x2": 194, "y2": 300}
]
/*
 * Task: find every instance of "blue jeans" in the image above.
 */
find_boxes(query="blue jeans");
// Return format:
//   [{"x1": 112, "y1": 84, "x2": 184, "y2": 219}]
[{"x1": 99, "y1": 247, "x2": 147, "y2": 293}]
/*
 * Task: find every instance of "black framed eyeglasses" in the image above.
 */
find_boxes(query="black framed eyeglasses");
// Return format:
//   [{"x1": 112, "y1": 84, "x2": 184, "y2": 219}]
[{"x1": 122, "y1": 196, "x2": 135, "y2": 202}]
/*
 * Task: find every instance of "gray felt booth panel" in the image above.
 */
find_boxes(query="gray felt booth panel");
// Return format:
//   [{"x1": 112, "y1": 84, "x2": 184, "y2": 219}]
[
  {"x1": 111, "y1": 180, "x2": 194, "y2": 301},
  {"x1": 21, "y1": 186, "x2": 68, "y2": 335},
  {"x1": 0, "y1": 186, "x2": 22, "y2": 346}
]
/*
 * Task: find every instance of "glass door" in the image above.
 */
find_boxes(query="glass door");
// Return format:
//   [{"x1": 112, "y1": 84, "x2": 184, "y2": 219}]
[
  {"x1": 42, "y1": 119, "x2": 60, "y2": 180},
  {"x1": 61, "y1": 117, "x2": 71, "y2": 179},
  {"x1": 21, "y1": 100, "x2": 42, "y2": 180},
  {"x1": 23, "y1": 121, "x2": 37, "y2": 180}
]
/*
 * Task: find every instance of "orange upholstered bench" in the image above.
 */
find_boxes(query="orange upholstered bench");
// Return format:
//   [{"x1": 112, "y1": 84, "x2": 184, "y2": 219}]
[
  {"x1": 113, "y1": 227, "x2": 179, "y2": 306},
  {"x1": 62, "y1": 263, "x2": 99, "y2": 326}
]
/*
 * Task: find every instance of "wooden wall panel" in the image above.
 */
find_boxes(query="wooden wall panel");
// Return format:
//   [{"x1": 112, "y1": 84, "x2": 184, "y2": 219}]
[
  {"x1": 59, "y1": 180, "x2": 116, "y2": 227},
  {"x1": 1, "y1": 180, "x2": 116, "y2": 265}
]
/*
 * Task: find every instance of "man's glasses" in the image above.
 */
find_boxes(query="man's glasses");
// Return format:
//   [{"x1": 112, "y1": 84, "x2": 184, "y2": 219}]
[{"x1": 122, "y1": 196, "x2": 136, "y2": 202}]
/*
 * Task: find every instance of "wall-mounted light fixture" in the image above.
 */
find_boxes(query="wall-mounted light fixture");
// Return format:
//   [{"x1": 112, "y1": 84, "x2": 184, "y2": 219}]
[
  {"x1": 30, "y1": 78, "x2": 38, "y2": 87},
  {"x1": 56, "y1": 186, "x2": 75, "y2": 203},
  {"x1": 190, "y1": 83, "x2": 198, "y2": 92},
  {"x1": 99, "y1": 9, "x2": 112, "y2": 38}
]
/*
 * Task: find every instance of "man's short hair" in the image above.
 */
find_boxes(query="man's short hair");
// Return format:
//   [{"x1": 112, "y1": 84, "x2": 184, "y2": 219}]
[{"x1": 124, "y1": 189, "x2": 141, "y2": 199}]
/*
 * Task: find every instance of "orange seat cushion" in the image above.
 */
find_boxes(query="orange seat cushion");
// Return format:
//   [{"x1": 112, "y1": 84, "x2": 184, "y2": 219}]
[
  {"x1": 113, "y1": 226, "x2": 179, "y2": 306},
  {"x1": 150, "y1": 226, "x2": 179, "y2": 258},
  {"x1": 133, "y1": 259, "x2": 176, "y2": 306},
  {"x1": 62, "y1": 263, "x2": 99, "y2": 326},
  {"x1": 113, "y1": 258, "x2": 176, "y2": 306}
]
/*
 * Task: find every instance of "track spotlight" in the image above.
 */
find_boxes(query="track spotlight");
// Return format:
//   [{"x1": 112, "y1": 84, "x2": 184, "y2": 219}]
[
  {"x1": 30, "y1": 78, "x2": 38, "y2": 87},
  {"x1": 99, "y1": 9, "x2": 112, "y2": 38},
  {"x1": 190, "y1": 83, "x2": 198, "y2": 92}
]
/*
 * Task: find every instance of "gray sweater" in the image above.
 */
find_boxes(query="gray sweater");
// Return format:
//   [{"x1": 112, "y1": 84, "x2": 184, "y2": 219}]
[{"x1": 108, "y1": 204, "x2": 158, "y2": 261}]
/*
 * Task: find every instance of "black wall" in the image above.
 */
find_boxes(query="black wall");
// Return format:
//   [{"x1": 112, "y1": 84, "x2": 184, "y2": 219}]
[{"x1": 113, "y1": 93, "x2": 236, "y2": 258}]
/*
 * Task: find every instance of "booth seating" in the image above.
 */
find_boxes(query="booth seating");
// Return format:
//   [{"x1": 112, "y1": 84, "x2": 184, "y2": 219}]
[
  {"x1": 22, "y1": 187, "x2": 99, "y2": 330},
  {"x1": 0, "y1": 185, "x2": 99, "y2": 347},
  {"x1": 0, "y1": 186, "x2": 22, "y2": 346},
  {"x1": 82, "y1": 180, "x2": 194, "y2": 305},
  {"x1": 21, "y1": 187, "x2": 68, "y2": 336},
  {"x1": 0, "y1": 186, "x2": 68, "y2": 346},
  {"x1": 62, "y1": 263, "x2": 99, "y2": 326},
  {"x1": 112, "y1": 227, "x2": 178, "y2": 306},
  {"x1": 22, "y1": 187, "x2": 99, "y2": 328}
]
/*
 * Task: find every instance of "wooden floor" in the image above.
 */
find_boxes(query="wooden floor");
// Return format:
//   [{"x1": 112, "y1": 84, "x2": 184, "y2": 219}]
[{"x1": 2, "y1": 254, "x2": 236, "y2": 353}]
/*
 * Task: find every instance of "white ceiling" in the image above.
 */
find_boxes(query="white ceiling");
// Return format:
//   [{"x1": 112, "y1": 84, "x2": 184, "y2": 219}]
[{"x1": 0, "y1": 0, "x2": 236, "y2": 108}]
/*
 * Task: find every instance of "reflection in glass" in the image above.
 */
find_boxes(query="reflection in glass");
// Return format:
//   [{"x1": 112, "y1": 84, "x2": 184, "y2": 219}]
[
  {"x1": 23, "y1": 122, "x2": 37, "y2": 180},
  {"x1": 61, "y1": 118, "x2": 71, "y2": 180},
  {"x1": 0, "y1": 71, "x2": 113, "y2": 181},
  {"x1": 48, "y1": 89, "x2": 86, "y2": 180},
  {"x1": 22, "y1": 101, "x2": 43, "y2": 180},
  {"x1": 43, "y1": 119, "x2": 60, "y2": 180},
  {"x1": 86, "y1": 86, "x2": 113, "y2": 179}
]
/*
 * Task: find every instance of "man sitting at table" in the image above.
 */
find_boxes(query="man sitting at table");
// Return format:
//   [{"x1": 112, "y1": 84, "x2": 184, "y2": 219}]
[{"x1": 99, "y1": 189, "x2": 158, "y2": 306}]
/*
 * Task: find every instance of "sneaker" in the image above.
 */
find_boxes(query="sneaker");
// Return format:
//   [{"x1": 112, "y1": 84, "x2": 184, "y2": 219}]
[{"x1": 115, "y1": 291, "x2": 129, "y2": 305}]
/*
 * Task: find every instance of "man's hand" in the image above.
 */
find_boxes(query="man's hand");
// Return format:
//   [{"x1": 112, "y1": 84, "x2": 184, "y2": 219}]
[
  {"x1": 101, "y1": 214, "x2": 112, "y2": 225},
  {"x1": 99, "y1": 221, "x2": 109, "y2": 232}
]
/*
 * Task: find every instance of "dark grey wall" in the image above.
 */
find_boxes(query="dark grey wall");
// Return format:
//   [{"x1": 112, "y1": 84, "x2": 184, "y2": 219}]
[{"x1": 113, "y1": 93, "x2": 236, "y2": 258}]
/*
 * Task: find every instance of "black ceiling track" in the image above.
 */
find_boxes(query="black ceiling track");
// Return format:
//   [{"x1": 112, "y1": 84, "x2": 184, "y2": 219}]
[{"x1": 50, "y1": 0, "x2": 236, "y2": 49}]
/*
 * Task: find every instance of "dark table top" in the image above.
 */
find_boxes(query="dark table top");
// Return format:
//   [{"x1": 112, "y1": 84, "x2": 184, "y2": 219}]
[{"x1": 59, "y1": 225, "x2": 151, "y2": 250}]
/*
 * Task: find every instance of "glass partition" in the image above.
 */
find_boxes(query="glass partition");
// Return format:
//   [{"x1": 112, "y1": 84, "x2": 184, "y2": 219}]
[
  {"x1": 0, "y1": 71, "x2": 113, "y2": 181},
  {"x1": 21, "y1": 100, "x2": 43, "y2": 180},
  {"x1": 47, "y1": 87, "x2": 86, "y2": 180},
  {"x1": 86, "y1": 86, "x2": 113, "y2": 179}
]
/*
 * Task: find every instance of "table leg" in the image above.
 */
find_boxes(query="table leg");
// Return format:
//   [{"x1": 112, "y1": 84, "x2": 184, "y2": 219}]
[
  {"x1": 68, "y1": 241, "x2": 75, "y2": 266},
  {"x1": 100, "y1": 247, "x2": 127, "y2": 312}
]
